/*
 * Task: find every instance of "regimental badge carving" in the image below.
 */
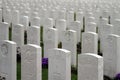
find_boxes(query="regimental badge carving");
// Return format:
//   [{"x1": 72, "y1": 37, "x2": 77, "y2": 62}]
[
  {"x1": 64, "y1": 31, "x2": 71, "y2": 41},
  {"x1": 84, "y1": 35, "x2": 91, "y2": 43},
  {"x1": 1, "y1": 43, "x2": 8, "y2": 56},
  {"x1": 24, "y1": 48, "x2": 33, "y2": 63}
]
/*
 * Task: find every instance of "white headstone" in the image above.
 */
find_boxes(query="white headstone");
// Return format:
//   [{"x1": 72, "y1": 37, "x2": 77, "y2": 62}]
[
  {"x1": 56, "y1": 19, "x2": 66, "y2": 42},
  {"x1": 0, "y1": 9, "x2": 2, "y2": 22},
  {"x1": 78, "y1": 53, "x2": 103, "y2": 80},
  {"x1": 82, "y1": 32, "x2": 98, "y2": 54},
  {"x1": 76, "y1": 11, "x2": 83, "y2": 30},
  {"x1": 113, "y1": 19, "x2": 120, "y2": 36},
  {"x1": 3, "y1": 9, "x2": 12, "y2": 24},
  {"x1": 31, "y1": 17, "x2": 41, "y2": 27},
  {"x1": 103, "y1": 34, "x2": 120, "y2": 78},
  {"x1": 43, "y1": 28, "x2": 58, "y2": 58},
  {"x1": 102, "y1": 10, "x2": 109, "y2": 19},
  {"x1": 27, "y1": 26, "x2": 40, "y2": 45},
  {"x1": 62, "y1": 30, "x2": 77, "y2": 67},
  {"x1": 20, "y1": 16, "x2": 29, "y2": 30},
  {"x1": 12, "y1": 10, "x2": 19, "y2": 25},
  {"x1": 98, "y1": 18, "x2": 108, "y2": 39},
  {"x1": 21, "y1": 44, "x2": 41, "y2": 80},
  {"x1": 12, "y1": 24, "x2": 24, "y2": 54},
  {"x1": 67, "y1": 11, "x2": 74, "y2": 27},
  {"x1": 43, "y1": 18, "x2": 53, "y2": 28},
  {"x1": 69, "y1": 21, "x2": 81, "y2": 43},
  {"x1": 30, "y1": 12, "x2": 38, "y2": 22},
  {"x1": 49, "y1": 48, "x2": 71, "y2": 80},
  {"x1": 57, "y1": 10, "x2": 66, "y2": 20},
  {"x1": 0, "y1": 40, "x2": 16, "y2": 80},
  {"x1": 49, "y1": 9, "x2": 57, "y2": 26},
  {"x1": 100, "y1": 24, "x2": 113, "y2": 53},
  {"x1": 85, "y1": 17, "x2": 95, "y2": 28},
  {"x1": 85, "y1": 22, "x2": 97, "y2": 33},
  {"x1": 0, "y1": 22, "x2": 9, "y2": 41},
  {"x1": 110, "y1": 11, "x2": 119, "y2": 24}
]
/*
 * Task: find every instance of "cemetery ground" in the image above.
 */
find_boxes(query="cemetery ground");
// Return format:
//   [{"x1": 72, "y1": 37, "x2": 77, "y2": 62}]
[
  {"x1": 2, "y1": 2, "x2": 120, "y2": 79},
  {"x1": 10, "y1": 26, "x2": 78, "y2": 80},
  {"x1": 17, "y1": 62, "x2": 77, "y2": 80},
  {"x1": 9, "y1": 24, "x2": 117, "y2": 80}
]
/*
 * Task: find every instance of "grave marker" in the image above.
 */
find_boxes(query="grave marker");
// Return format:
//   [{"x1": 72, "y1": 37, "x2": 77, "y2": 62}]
[
  {"x1": 0, "y1": 22, "x2": 9, "y2": 41},
  {"x1": 43, "y1": 28, "x2": 58, "y2": 58},
  {"x1": 21, "y1": 44, "x2": 41, "y2": 80},
  {"x1": 49, "y1": 48, "x2": 71, "y2": 80},
  {"x1": 12, "y1": 24, "x2": 24, "y2": 54},
  {"x1": 82, "y1": 32, "x2": 98, "y2": 54},
  {"x1": 62, "y1": 30, "x2": 77, "y2": 67},
  {"x1": 27, "y1": 26, "x2": 40, "y2": 45},
  {"x1": 0, "y1": 40, "x2": 16, "y2": 80},
  {"x1": 78, "y1": 53, "x2": 103, "y2": 80},
  {"x1": 103, "y1": 34, "x2": 120, "y2": 78}
]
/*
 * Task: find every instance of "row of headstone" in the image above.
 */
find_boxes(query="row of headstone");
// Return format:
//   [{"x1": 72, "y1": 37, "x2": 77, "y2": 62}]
[
  {"x1": 9, "y1": 18, "x2": 119, "y2": 79},
  {"x1": 0, "y1": 40, "x2": 103, "y2": 80},
  {"x1": 1, "y1": 0, "x2": 120, "y2": 79}
]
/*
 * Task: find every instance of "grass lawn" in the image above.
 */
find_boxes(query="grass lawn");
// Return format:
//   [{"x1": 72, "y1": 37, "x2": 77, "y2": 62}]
[{"x1": 17, "y1": 62, "x2": 77, "y2": 80}]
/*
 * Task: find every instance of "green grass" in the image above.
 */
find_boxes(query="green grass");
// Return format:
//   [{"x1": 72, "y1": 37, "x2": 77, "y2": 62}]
[
  {"x1": 17, "y1": 62, "x2": 21, "y2": 80},
  {"x1": 17, "y1": 62, "x2": 77, "y2": 80}
]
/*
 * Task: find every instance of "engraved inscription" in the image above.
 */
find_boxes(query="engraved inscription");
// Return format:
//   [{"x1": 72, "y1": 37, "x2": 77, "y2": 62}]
[
  {"x1": 64, "y1": 31, "x2": 71, "y2": 41},
  {"x1": 1, "y1": 43, "x2": 8, "y2": 56}
]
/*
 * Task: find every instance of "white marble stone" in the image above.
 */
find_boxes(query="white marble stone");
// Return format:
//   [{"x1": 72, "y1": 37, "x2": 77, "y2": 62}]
[
  {"x1": 31, "y1": 17, "x2": 41, "y2": 27},
  {"x1": 85, "y1": 17, "x2": 95, "y2": 28},
  {"x1": 19, "y1": 16, "x2": 29, "y2": 30},
  {"x1": 0, "y1": 9, "x2": 2, "y2": 22},
  {"x1": 85, "y1": 22, "x2": 97, "y2": 33},
  {"x1": 49, "y1": 48, "x2": 71, "y2": 80},
  {"x1": 27, "y1": 26, "x2": 40, "y2": 45},
  {"x1": 69, "y1": 21, "x2": 81, "y2": 43},
  {"x1": 100, "y1": 24, "x2": 113, "y2": 53},
  {"x1": 62, "y1": 30, "x2": 77, "y2": 67},
  {"x1": 12, "y1": 10, "x2": 19, "y2": 25},
  {"x1": 56, "y1": 19, "x2": 66, "y2": 42},
  {"x1": 12, "y1": 24, "x2": 24, "y2": 54},
  {"x1": 57, "y1": 10, "x2": 66, "y2": 20},
  {"x1": 102, "y1": 10, "x2": 109, "y2": 19},
  {"x1": 39, "y1": 8, "x2": 48, "y2": 25},
  {"x1": 103, "y1": 34, "x2": 120, "y2": 78},
  {"x1": 30, "y1": 12, "x2": 38, "y2": 22},
  {"x1": 0, "y1": 22, "x2": 9, "y2": 41},
  {"x1": 43, "y1": 28, "x2": 58, "y2": 58},
  {"x1": 98, "y1": 18, "x2": 108, "y2": 40},
  {"x1": 3, "y1": 9, "x2": 12, "y2": 24},
  {"x1": 0, "y1": 40, "x2": 16, "y2": 80},
  {"x1": 82, "y1": 32, "x2": 98, "y2": 54},
  {"x1": 21, "y1": 44, "x2": 41, "y2": 80},
  {"x1": 49, "y1": 9, "x2": 57, "y2": 26},
  {"x1": 78, "y1": 53, "x2": 103, "y2": 80},
  {"x1": 20, "y1": 11, "x2": 30, "y2": 18},
  {"x1": 110, "y1": 11, "x2": 119, "y2": 24},
  {"x1": 67, "y1": 11, "x2": 74, "y2": 27},
  {"x1": 113, "y1": 19, "x2": 120, "y2": 36},
  {"x1": 43, "y1": 18, "x2": 53, "y2": 28},
  {"x1": 76, "y1": 11, "x2": 83, "y2": 30}
]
